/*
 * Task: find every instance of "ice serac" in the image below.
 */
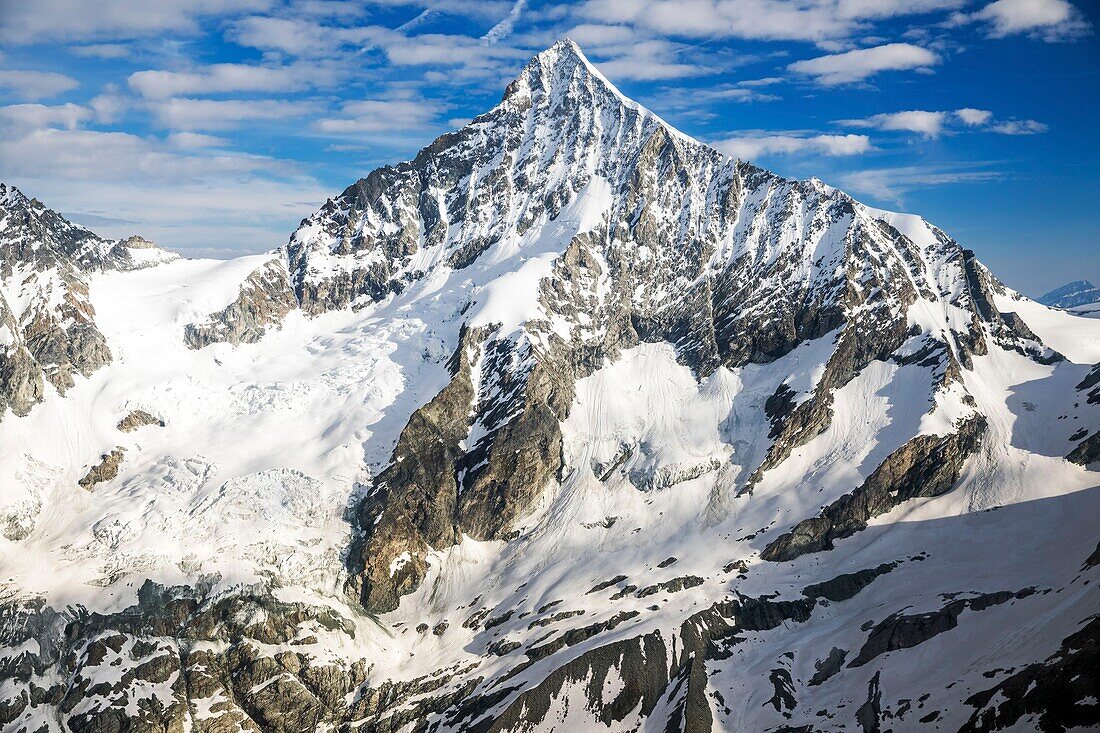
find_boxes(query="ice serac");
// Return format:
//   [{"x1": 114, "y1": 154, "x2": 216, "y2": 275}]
[
  {"x1": 3, "y1": 40, "x2": 1100, "y2": 733},
  {"x1": 0, "y1": 183, "x2": 178, "y2": 420}
]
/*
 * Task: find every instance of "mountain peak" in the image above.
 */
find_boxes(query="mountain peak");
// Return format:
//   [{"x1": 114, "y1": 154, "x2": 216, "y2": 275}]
[
  {"x1": 500, "y1": 39, "x2": 690, "y2": 142},
  {"x1": 1040, "y1": 279, "x2": 1100, "y2": 310}
]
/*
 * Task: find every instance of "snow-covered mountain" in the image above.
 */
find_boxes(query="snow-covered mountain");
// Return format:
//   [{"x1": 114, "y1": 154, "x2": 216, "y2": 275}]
[
  {"x1": 1040, "y1": 279, "x2": 1100, "y2": 318},
  {"x1": 1, "y1": 40, "x2": 1098, "y2": 733}
]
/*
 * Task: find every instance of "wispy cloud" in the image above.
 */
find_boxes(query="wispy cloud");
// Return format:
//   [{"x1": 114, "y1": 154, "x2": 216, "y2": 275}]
[
  {"x1": 838, "y1": 164, "x2": 1002, "y2": 202},
  {"x1": 482, "y1": 0, "x2": 527, "y2": 45}
]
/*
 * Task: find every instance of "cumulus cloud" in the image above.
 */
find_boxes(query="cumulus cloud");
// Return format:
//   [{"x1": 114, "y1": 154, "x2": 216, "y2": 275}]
[
  {"x1": 0, "y1": 103, "x2": 90, "y2": 131},
  {"x1": 948, "y1": 0, "x2": 1090, "y2": 41},
  {"x1": 956, "y1": 107, "x2": 994, "y2": 125},
  {"x1": 0, "y1": 69, "x2": 79, "y2": 101},
  {"x1": 713, "y1": 133, "x2": 872, "y2": 160},
  {"x1": 841, "y1": 110, "x2": 949, "y2": 137},
  {"x1": 788, "y1": 43, "x2": 939, "y2": 85}
]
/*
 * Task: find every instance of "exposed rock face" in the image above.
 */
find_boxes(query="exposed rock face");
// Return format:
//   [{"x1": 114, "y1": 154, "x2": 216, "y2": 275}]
[
  {"x1": 2, "y1": 40, "x2": 1097, "y2": 733},
  {"x1": 117, "y1": 409, "x2": 165, "y2": 432},
  {"x1": 848, "y1": 589, "x2": 1032, "y2": 667},
  {"x1": 184, "y1": 258, "x2": 297, "y2": 349},
  {"x1": 802, "y1": 562, "x2": 898, "y2": 602},
  {"x1": 0, "y1": 183, "x2": 177, "y2": 420},
  {"x1": 761, "y1": 414, "x2": 987, "y2": 562},
  {"x1": 78, "y1": 447, "x2": 125, "y2": 490},
  {"x1": 325, "y1": 41, "x2": 1048, "y2": 614},
  {"x1": 959, "y1": 616, "x2": 1099, "y2": 732}
]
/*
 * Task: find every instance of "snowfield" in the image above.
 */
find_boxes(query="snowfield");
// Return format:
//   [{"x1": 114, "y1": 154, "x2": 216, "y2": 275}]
[{"x1": 0, "y1": 39, "x2": 1097, "y2": 733}]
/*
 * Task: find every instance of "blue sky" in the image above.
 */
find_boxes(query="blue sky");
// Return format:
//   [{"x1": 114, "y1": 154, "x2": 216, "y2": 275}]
[{"x1": 0, "y1": 0, "x2": 1095, "y2": 296}]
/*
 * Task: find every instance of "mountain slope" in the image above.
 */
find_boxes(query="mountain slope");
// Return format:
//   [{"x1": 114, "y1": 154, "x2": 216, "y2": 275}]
[
  {"x1": 1040, "y1": 279, "x2": 1100, "y2": 319},
  {"x1": 1, "y1": 40, "x2": 1098, "y2": 733}
]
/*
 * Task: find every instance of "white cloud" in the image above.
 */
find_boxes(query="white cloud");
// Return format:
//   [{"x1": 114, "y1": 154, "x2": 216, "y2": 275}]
[
  {"x1": 1, "y1": 126, "x2": 328, "y2": 255},
  {"x1": 166, "y1": 131, "x2": 231, "y2": 148},
  {"x1": 838, "y1": 164, "x2": 1001, "y2": 202},
  {"x1": 580, "y1": 0, "x2": 855, "y2": 42},
  {"x1": 956, "y1": 107, "x2": 993, "y2": 125},
  {"x1": 840, "y1": 107, "x2": 1046, "y2": 136},
  {"x1": 148, "y1": 98, "x2": 317, "y2": 130},
  {"x1": 482, "y1": 0, "x2": 527, "y2": 45},
  {"x1": 788, "y1": 43, "x2": 939, "y2": 85},
  {"x1": 578, "y1": 0, "x2": 965, "y2": 43},
  {"x1": 842, "y1": 110, "x2": 948, "y2": 137},
  {"x1": 0, "y1": 69, "x2": 79, "y2": 101},
  {"x1": 316, "y1": 100, "x2": 442, "y2": 134},
  {"x1": 0, "y1": 0, "x2": 274, "y2": 44},
  {"x1": 128, "y1": 63, "x2": 316, "y2": 98},
  {"x1": 229, "y1": 15, "x2": 388, "y2": 58},
  {"x1": 69, "y1": 43, "x2": 131, "y2": 58},
  {"x1": 713, "y1": 133, "x2": 872, "y2": 160},
  {"x1": 564, "y1": 24, "x2": 636, "y2": 47},
  {"x1": 590, "y1": 40, "x2": 708, "y2": 80},
  {"x1": 989, "y1": 118, "x2": 1048, "y2": 134},
  {"x1": 949, "y1": 0, "x2": 1090, "y2": 41},
  {"x1": 0, "y1": 103, "x2": 90, "y2": 131},
  {"x1": 89, "y1": 85, "x2": 129, "y2": 123}
]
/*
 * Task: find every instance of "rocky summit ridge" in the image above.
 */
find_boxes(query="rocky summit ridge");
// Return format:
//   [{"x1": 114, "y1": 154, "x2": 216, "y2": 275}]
[{"x1": 0, "y1": 39, "x2": 1098, "y2": 733}]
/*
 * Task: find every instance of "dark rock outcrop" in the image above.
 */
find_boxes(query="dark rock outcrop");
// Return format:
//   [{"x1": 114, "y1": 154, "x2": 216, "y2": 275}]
[
  {"x1": 78, "y1": 447, "x2": 126, "y2": 490},
  {"x1": 762, "y1": 414, "x2": 987, "y2": 562},
  {"x1": 117, "y1": 409, "x2": 165, "y2": 432}
]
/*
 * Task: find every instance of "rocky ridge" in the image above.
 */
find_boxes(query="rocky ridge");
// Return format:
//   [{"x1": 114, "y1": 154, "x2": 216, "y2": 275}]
[{"x1": 1, "y1": 40, "x2": 1098, "y2": 733}]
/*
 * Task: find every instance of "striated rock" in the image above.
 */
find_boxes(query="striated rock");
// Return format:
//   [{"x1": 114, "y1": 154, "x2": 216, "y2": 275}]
[
  {"x1": 762, "y1": 414, "x2": 987, "y2": 562},
  {"x1": 78, "y1": 447, "x2": 125, "y2": 490},
  {"x1": 184, "y1": 258, "x2": 297, "y2": 349}
]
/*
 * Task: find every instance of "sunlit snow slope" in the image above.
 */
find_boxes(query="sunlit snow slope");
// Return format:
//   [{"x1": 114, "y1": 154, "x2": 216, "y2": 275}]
[{"x1": 1, "y1": 40, "x2": 1098, "y2": 733}]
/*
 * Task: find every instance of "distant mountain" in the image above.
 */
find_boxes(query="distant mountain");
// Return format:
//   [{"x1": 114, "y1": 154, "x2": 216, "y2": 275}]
[
  {"x1": 1, "y1": 40, "x2": 1099, "y2": 733},
  {"x1": 1039, "y1": 279, "x2": 1100, "y2": 310}
]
